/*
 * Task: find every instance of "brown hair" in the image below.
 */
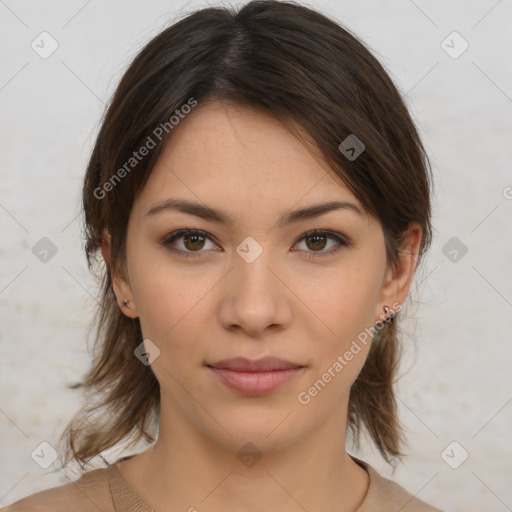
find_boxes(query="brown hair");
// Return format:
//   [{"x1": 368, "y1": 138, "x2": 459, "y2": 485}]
[{"x1": 58, "y1": 0, "x2": 432, "y2": 471}]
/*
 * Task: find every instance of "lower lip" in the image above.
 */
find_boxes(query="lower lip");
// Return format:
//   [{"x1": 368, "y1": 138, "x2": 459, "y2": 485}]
[{"x1": 207, "y1": 366, "x2": 304, "y2": 396}]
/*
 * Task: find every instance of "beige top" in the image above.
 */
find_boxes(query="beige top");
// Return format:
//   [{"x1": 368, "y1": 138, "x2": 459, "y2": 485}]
[{"x1": 1, "y1": 456, "x2": 444, "y2": 511}]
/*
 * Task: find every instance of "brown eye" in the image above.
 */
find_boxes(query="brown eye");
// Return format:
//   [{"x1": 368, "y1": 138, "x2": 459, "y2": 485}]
[
  {"x1": 161, "y1": 228, "x2": 350, "y2": 259},
  {"x1": 293, "y1": 230, "x2": 349, "y2": 259},
  {"x1": 182, "y1": 233, "x2": 207, "y2": 251},
  {"x1": 305, "y1": 233, "x2": 328, "y2": 251},
  {"x1": 161, "y1": 229, "x2": 218, "y2": 257}
]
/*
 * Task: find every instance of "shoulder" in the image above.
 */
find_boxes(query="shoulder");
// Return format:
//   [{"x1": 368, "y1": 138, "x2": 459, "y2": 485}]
[
  {"x1": 0, "y1": 466, "x2": 117, "y2": 512},
  {"x1": 353, "y1": 456, "x2": 445, "y2": 512}
]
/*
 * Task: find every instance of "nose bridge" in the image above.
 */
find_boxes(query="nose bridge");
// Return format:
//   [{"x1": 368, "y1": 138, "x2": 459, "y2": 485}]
[
  {"x1": 233, "y1": 234, "x2": 278, "y2": 298},
  {"x1": 221, "y1": 234, "x2": 289, "y2": 334}
]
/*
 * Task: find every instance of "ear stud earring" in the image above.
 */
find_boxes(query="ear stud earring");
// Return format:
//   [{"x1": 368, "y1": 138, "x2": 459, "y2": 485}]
[{"x1": 122, "y1": 299, "x2": 133, "y2": 310}]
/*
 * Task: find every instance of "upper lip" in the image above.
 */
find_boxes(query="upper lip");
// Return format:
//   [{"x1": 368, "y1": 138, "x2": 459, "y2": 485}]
[{"x1": 207, "y1": 356, "x2": 304, "y2": 372}]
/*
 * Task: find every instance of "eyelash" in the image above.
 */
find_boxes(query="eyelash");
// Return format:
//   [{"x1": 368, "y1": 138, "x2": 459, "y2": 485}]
[{"x1": 160, "y1": 228, "x2": 350, "y2": 259}]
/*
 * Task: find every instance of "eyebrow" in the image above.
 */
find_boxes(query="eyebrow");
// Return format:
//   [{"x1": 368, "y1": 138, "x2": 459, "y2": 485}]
[{"x1": 145, "y1": 198, "x2": 364, "y2": 228}]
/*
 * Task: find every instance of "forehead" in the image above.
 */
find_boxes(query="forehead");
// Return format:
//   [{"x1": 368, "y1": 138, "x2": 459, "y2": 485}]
[{"x1": 133, "y1": 100, "x2": 361, "y2": 219}]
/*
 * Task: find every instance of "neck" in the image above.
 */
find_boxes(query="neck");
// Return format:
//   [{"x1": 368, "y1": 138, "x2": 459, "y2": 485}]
[{"x1": 117, "y1": 403, "x2": 369, "y2": 512}]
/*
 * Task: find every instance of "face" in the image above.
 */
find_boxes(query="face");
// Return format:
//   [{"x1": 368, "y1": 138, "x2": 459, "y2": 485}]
[{"x1": 108, "y1": 100, "x2": 418, "y2": 454}]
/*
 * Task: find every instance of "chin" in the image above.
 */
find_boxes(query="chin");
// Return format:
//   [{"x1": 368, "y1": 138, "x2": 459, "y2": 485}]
[{"x1": 197, "y1": 402, "x2": 305, "y2": 455}]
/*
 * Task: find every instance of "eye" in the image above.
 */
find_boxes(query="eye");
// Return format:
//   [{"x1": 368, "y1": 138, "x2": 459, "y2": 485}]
[
  {"x1": 292, "y1": 230, "x2": 350, "y2": 258},
  {"x1": 161, "y1": 229, "x2": 219, "y2": 258},
  {"x1": 160, "y1": 228, "x2": 350, "y2": 258}
]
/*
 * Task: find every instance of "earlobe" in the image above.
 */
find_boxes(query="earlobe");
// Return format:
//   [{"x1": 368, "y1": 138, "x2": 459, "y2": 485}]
[
  {"x1": 120, "y1": 298, "x2": 138, "y2": 318},
  {"x1": 114, "y1": 281, "x2": 138, "y2": 319}
]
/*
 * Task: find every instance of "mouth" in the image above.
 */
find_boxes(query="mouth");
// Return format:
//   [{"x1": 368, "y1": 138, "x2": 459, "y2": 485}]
[{"x1": 205, "y1": 357, "x2": 306, "y2": 396}]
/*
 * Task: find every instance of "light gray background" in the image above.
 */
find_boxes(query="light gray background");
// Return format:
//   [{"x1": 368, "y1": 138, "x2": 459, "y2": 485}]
[{"x1": 1, "y1": 0, "x2": 511, "y2": 510}]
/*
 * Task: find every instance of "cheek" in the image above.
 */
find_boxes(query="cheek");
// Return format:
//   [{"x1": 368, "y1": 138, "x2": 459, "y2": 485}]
[
  {"x1": 300, "y1": 258, "x2": 383, "y2": 339},
  {"x1": 294, "y1": 254, "x2": 384, "y2": 391},
  {"x1": 127, "y1": 248, "x2": 217, "y2": 359}
]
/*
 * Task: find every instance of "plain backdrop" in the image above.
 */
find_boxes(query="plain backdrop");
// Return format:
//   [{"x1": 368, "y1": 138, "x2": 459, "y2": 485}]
[{"x1": 1, "y1": 0, "x2": 511, "y2": 510}]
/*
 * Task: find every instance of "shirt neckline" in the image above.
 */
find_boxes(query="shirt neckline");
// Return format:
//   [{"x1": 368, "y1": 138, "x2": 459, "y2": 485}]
[
  {"x1": 109, "y1": 459, "x2": 154, "y2": 511},
  {"x1": 108, "y1": 454, "x2": 375, "y2": 511}
]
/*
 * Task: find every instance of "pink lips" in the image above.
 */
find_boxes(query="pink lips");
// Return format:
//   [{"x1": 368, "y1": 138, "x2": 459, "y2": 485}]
[{"x1": 206, "y1": 356, "x2": 305, "y2": 396}]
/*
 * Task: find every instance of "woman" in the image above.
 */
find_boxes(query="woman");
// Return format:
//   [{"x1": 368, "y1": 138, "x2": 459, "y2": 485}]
[{"x1": 2, "y1": 1, "x2": 444, "y2": 510}]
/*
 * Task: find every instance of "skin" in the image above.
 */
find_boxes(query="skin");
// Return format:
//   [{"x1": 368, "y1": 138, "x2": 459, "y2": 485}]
[{"x1": 102, "y1": 100, "x2": 422, "y2": 512}]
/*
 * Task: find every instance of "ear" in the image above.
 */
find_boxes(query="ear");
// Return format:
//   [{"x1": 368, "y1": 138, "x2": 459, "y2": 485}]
[
  {"x1": 101, "y1": 229, "x2": 138, "y2": 319},
  {"x1": 375, "y1": 222, "x2": 423, "y2": 322}
]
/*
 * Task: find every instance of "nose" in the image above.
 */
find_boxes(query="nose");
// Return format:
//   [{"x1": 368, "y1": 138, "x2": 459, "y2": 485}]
[{"x1": 218, "y1": 243, "x2": 292, "y2": 338}]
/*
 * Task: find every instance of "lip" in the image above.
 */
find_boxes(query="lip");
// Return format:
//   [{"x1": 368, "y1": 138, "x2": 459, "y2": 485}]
[
  {"x1": 208, "y1": 356, "x2": 303, "y2": 372},
  {"x1": 206, "y1": 357, "x2": 305, "y2": 396}
]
